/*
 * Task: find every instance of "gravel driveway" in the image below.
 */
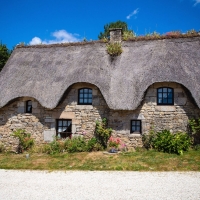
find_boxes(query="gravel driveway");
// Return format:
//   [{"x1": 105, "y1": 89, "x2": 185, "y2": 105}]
[{"x1": 0, "y1": 170, "x2": 199, "y2": 200}]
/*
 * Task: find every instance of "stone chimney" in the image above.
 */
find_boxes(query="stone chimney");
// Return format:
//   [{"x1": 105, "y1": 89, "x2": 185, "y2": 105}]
[{"x1": 109, "y1": 28, "x2": 122, "y2": 43}]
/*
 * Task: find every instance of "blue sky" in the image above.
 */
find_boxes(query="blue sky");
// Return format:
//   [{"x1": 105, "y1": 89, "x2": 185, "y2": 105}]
[{"x1": 1, "y1": 0, "x2": 200, "y2": 49}]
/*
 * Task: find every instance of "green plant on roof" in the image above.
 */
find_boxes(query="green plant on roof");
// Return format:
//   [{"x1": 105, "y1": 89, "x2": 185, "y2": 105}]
[{"x1": 106, "y1": 42, "x2": 122, "y2": 56}]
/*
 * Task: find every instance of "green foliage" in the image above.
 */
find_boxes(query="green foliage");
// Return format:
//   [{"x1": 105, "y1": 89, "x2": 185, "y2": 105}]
[
  {"x1": 106, "y1": 42, "x2": 122, "y2": 56},
  {"x1": 64, "y1": 136, "x2": 87, "y2": 153},
  {"x1": 142, "y1": 128, "x2": 156, "y2": 150},
  {"x1": 188, "y1": 118, "x2": 200, "y2": 135},
  {"x1": 98, "y1": 20, "x2": 130, "y2": 39},
  {"x1": 86, "y1": 137, "x2": 103, "y2": 152},
  {"x1": 44, "y1": 140, "x2": 65, "y2": 155},
  {"x1": 122, "y1": 30, "x2": 136, "y2": 40},
  {"x1": 186, "y1": 29, "x2": 197, "y2": 35},
  {"x1": 95, "y1": 118, "x2": 112, "y2": 148},
  {"x1": 151, "y1": 130, "x2": 192, "y2": 155},
  {"x1": 12, "y1": 129, "x2": 34, "y2": 153},
  {"x1": 0, "y1": 42, "x2": 12, "y2": 71},
  {"x1": 0, "y1": 142, "x2": 5, "y2": 153}
]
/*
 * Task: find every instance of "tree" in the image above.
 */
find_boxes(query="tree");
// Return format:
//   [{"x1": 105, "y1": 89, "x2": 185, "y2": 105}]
[
  {"x1": 98, "y1": 20, "x2": 131, "y2": 39},
  {"x1": 0, "y1": 42, "x2": 12, "y2": 71}
]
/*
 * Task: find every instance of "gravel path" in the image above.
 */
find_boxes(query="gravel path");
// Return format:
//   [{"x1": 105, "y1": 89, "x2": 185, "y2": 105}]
[{"x1": 0, "y1": 170, "x2": 199, "y2": 200}]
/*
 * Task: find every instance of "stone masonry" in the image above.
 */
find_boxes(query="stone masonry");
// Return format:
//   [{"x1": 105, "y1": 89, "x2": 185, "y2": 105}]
[{"x1": 0, "y1": 82, "x2": 200, "y2": 150}]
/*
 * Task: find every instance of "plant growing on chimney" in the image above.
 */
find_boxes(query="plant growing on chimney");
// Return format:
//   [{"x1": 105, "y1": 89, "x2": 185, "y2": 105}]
[{"x1": 106, "y1": 42, "x2": 122, "y2": 56}]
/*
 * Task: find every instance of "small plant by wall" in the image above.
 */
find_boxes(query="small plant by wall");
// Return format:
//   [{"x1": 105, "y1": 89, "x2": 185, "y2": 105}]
[
  {"x1": 188, "y1": 118, "x2": 200, "y2": 144},
  {"x1": 95, "y1": 118, "x2": 112, "y2": 148},
  {"x1": 106, "y1": 42, "x2": 122, "y2": 56},
  {"x1": 12, "y1": 129, "x2": 34, "y2": 153},
  {"x1": 122, "y1": 30, "x2": 136, "y2": 40}
]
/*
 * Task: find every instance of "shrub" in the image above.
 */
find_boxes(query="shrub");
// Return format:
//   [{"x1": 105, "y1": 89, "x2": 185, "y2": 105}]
[
  {"x1": 106, "y1": 42, "x2": 122, "y2": 56},
  {"x1": 64, "y1": 136, "x2": 87, "y2": 153},
  {"x1": 86, "y1": 137, "x2": 103, "y2": 152},
  {"x1": 152, "y1": 130, "x2": 192, "y2": 155},
  {"x1": 95, "y1": 118, "x2": 112, "y2": 148},
  {"x1": 123, "y1": 30, "x2": 136, "y2": 40},
  {"x1": 142, "y1": 128, "x2": 156, "y2": 150},
  {"x1": 108, "y1": 136, "x2": 121, "y2": 148},
  {"x1": 188, "y1": 118, "x2": 200, "y2": 144},
  {"x1": 44, "y1": 139, "x2": 65, "y2": 155},
  {"x1": 12, "y1": 129, "x2": 34, "y2": 153},
  {"x1": 0, "y1": 142, "x2": 5, "y2": 153}
]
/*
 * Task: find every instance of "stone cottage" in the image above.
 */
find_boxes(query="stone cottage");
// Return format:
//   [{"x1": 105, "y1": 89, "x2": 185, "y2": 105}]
[{"x1": 0, "y1": 29, "x2": 200, "y2": 149}]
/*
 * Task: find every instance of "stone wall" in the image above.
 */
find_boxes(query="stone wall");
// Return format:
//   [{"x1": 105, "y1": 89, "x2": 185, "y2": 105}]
[
  {"x1": 109, "y1": 82, "x2": 200, "y2": 147},
  {"x1": 0, "y1": 82, "x2": 200, "y2": 150},
  {"x1": 0, "y1": 83, "x2": 109, "y2": 150}
]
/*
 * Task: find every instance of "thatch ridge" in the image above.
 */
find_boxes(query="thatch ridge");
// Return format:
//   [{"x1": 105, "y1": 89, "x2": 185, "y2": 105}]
[{"x1": 0, "y1": 36, "x2": 200, "y2": 110}]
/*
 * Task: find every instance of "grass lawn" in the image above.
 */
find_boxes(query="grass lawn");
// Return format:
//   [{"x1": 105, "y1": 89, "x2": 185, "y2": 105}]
[{"x1": 0, "y1": 149, "x2": 199, "y2": 171}]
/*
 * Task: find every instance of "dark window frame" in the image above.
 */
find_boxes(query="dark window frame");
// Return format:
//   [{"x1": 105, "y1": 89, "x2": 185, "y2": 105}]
[
  {"x1": 130, "y1": 120, "x2": 142, "y2": 134},
  {"x1": 56, "y1": 119, "x2": 72, "y2": 138},
  {"x1": 78, "y1": 88, "x2": 92, "y2": 105},
  {"x1": 26, "y1": 100, "x2": 32, "y2": 113},
  {"x1": 157, "y1": 87, "x2": 174, "y2": 105}
]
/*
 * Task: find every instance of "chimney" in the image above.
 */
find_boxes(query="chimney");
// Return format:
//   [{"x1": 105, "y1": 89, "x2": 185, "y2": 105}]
[{"x1": 109, "y1": 28, "x2": 122, "y2": 43}]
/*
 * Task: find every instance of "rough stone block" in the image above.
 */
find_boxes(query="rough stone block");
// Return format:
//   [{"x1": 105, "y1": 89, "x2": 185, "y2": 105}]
[
  {"x1": 155, "y1": 106, "x2": 176, "y2": 112},
  {"x1": 59, "y1": 111, "x2": 75, "y2": 119},
  {"x1": 17, "y1": 107, "x2": 25, "y2": 114},
  {"x1": 178, "y1": 98, "x2": 187, "y2": 105},
  {"x1": 32, "y1": 102, "x2": 38, "y2": 108},
  {"x1": 43, "y1": 130, "x2": 56, "y2": 142},
  {"x1": 44, "y1": 118, "x2": 55, "y2": 123}
]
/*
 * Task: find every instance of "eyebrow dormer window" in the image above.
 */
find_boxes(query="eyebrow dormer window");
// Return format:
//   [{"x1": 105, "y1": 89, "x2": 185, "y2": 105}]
[
  {"x1": 157, "y1": 87, "x2": 174, "y2": 105},
  {"x1": 26, "y1": 100, "x2": 32, "y2": 113},
  {"x1": 78, "y1": 88, "x2": 92, "y2": 105}
]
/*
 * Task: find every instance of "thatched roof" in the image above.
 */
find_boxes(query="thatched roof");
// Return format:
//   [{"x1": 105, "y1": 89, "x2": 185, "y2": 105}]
[{"x1": 0, "y1": 36, "x2": 200, "y2": 110}]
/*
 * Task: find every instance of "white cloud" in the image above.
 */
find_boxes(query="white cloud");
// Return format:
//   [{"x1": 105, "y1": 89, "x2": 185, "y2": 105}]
[
  {"x1": 29, "y1": 30, "x2": 80, "y2": 45},
  {"x1": 29, "y1": 37, "x2": 42, "y2": 45},
  {"x1": 194, "y1": 0, "x2": 200, "y2": 6},
  {"x1": 126, "y1": 8, "x2": 139, "y2": 19}
]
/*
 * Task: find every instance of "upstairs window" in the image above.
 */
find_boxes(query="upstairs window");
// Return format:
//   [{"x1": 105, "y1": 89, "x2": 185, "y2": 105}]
[
  {"x1": 26, "y1": 100, "x2": 32, "y2": 113},
  {"x1": 78, "y1": 88, "x2": 92, "y2": 105},
  {"x1": 131, "y1": 120, "x2": 141, "y2": 133},
  {"x1": 157, "y1": 87, "x2": 174, "y2": 105}
]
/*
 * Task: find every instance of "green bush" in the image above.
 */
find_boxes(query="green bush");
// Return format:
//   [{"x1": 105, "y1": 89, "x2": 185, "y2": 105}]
[
  {"x1": 12, "y1": 129, "x2": 34, "y2": 153},
  {"x1": 44, "y1": 140, "x2": 65, "y2": 155},
  {"x1": 142, "y1": 128, "x2": 156, "y2": 150},
  {"x1": 86, "y1": 137, "x2": 103, "y2": 152},
  {"x1": 152, "y1": 130, "x2": 192, "y2": 155},
  {"x1": 64, "y1": 136, "x2": 87, "y2": 153},
  {"x1": 106, "y1": 42, "x2": 122, "y2": 56},
  {"x1": 95, "y1": 118, "x2": 112, "y2": 148},
  {"x1": 0, "y1": 142, "x2": 5, "y2": 153}
]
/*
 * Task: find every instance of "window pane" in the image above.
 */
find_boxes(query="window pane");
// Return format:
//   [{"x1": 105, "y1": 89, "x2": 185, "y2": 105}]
[
  {"x1": 158, "y1": 88, "x2": 162, "y2": 92},
  {"x1": 58, "y1": 121, "x2": 62, "y2": 126},
  {"x1": 132, "y1": 121, "x2": 136, "y2": 125},
  {"x1": 88, "y1": 99, "x2": 92, "y2": 103},
  {"x1": 88, "y1": 89, "x2": 92, "y2": 94},
  {"x1": 84, "y1": 94, "x2": 88, "y2": 98},
  {"x1": 63, "y1": 121, "x2": 67, "y2": 126},
  {"x1": 80, "y1": 94, "x2": 83, "y2": 98},
  {"x1": 79, "y1": 99, "x2": 83, "y2": 103},
  {"x1": 84, "y1": 89, "x2": 88, "y2": 93},
  {"x1": 136, "y1": 126, "x2": 140, "y2": 131},
  {"x1": 163, "y1": 99, "x2": 167, "y2": 103},
  {"x1": 79, "y1": 89, "x2": 83, "y2": 94},
  {"x1": 68, "y1": 121, "x2": 71, "y2": 126},
  {"x1": 132, "y1": 126, "x2": 136, "y2": 131},
  {"x1": 58, "y1": 128, "x2": 62, "y2": 132},
  {"x1": 136, "y1": 121, "x2": 140, "y2": 125},
  {"x1": 28, "y1": 101, "x2": 32, "y2": 106},
  {"x1": 158, "y1": 98, "x2": 163, "y2": 103},
  {"x1": 158, "y1": 93, "x2": 162, "y2": 98},
  {"x1": 163, "y1": 93, "x2": 167, "y2": 98},
  {"x1": 168, "y1": 88, "x2": 172, "y2": 92},
  {"x1": 168, "y1": 92, "x2": 172, "y2": 98},
  {"x1": 168, "y1": 99, "x2": 172, "y2": 103},
  {"x1": 89, "y1": 93, "x2": 92, "y2": 98},
  {"x1": 163, "y1": 88, "x2": 167, "y2": 92},
  {"x1": 84, "y1": 99, "x2": 87, "y2": 103}
]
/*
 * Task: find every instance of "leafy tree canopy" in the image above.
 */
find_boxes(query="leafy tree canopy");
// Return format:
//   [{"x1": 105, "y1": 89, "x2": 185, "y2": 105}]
[
  {"x1": 0, "y1": 42, "x2": 12, "y2": 72},
  {"x1": 98, "y1": 20, "x2": 132, "y2": 39}
]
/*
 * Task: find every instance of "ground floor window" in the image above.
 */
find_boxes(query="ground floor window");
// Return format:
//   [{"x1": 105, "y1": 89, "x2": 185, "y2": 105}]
[
  {"x1": 56, "y1": 119, "x2": 72, "y2": 138},
  {"x1": 131, "y1": 120, "x2": 141, "y2": 133}
]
